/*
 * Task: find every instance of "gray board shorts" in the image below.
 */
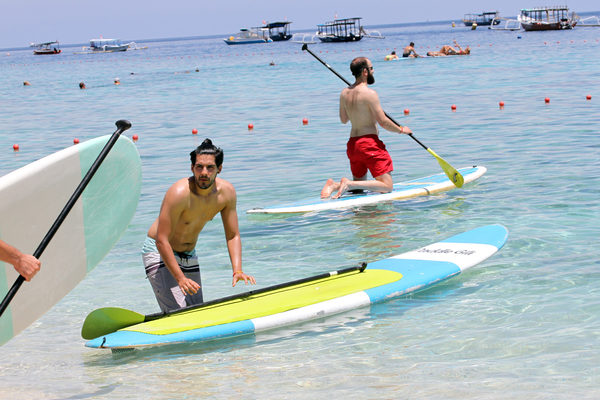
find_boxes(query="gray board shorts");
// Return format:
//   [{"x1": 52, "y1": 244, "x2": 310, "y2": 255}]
[{"x1": 142, "y1": 236, "x2": 203, "y2": 313}]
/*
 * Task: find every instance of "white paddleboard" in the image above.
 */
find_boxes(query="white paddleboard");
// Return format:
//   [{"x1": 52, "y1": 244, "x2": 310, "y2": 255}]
[
  {"x1": 247, "y1": 166, "x2": 486, "y2": 214},
  {"x1": 0, "y1": 134, "x2": 141, "y2": 346}
]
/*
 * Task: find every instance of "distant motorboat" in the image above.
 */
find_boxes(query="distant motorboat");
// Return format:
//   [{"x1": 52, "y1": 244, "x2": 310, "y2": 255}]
[
  {"x1": 489, "y1": 17, "x2": 521, "y2": 31},
  {"x1": 31, "y1": 41, "x2": 61, "y2": 55},
  {"x1": 463, "y1": 11, "x2": 501, "y2": 27},
  {"x1": 224, "y1": 28, "x2": 272, "y2": 45},
  {"x1": 263, "y1": 21, "x2": 293, "y2": 41},
  {"x1": 518, "y1": 6, "x2": 578, "y2": 31},
  {"x1": 88, "y1": 38, "x2": 129, "y2": 52}
]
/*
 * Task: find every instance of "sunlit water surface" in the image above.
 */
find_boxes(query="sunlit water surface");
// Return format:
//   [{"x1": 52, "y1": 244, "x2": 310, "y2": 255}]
[{"x1": 0, "y1": 21, "x2": 599, "y2": 399}]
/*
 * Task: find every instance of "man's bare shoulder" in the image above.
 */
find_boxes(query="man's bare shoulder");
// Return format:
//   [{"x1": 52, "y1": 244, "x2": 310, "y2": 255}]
[
  {"x1": 216, "y1": 177, "x2": 236, "y2": 197},
  {"x1": 164, "y1": 178, "x2": 191, "y2": 200}
]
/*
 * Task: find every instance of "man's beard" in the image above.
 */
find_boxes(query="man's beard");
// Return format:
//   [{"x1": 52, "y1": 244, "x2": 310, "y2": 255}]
[
  {"x1": 195, "y1": 176, "x2": 215, "y2": 190},
  {"x1": 367, "y1": 72, "x2": 375, "y2": 85}
]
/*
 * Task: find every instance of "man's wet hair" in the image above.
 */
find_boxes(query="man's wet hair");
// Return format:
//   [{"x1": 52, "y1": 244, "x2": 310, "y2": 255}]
[
  {"x1": 190, "y1": 138, "x2": 224, "y2": 167},
  {"x1": 350, "y1": 57, "x2": 369, "y2": 78}
]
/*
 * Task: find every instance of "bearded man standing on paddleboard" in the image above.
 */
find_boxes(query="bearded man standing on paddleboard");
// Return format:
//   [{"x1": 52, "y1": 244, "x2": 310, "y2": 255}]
[
  {"x1": 321, "y1": 57, "x2": 413, "y2": 199},
  {"x1": 143, "y1": 139, "x2": 255, "y2": 312}
]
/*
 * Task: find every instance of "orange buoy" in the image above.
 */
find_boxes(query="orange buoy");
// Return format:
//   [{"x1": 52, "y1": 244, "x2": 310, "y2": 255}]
[
  {"x1": 451, "y1": 104, "x2": 457, "y2": 111},
  {"x1": 248, "y1": 123, "x2": 254, "y2": 130},
  {"x1": 499, "y1": 101, "x2": 505, "y2": 108},
  {"x1": 12, "y1": 144, "x2": 19, "y2": 151},
  {"x1": 586, "y1": 95, "x2": 592, "y2": 100},
  {"x1": 192, "y1": 128, "x2": 198, "y2": 135},
  {"x1": 403, "y1": 109, "x2": 410, "y2": 115},
  {"x1": 545, "y1": 97, "x2": 550, "y2": 103},
  {"x1": 132, "y1": 134, "x2": 139, "y2": 141},
  {"x1": 73, "y1": 138, "x2": 80, "y2": 144},
  {"x1": 302, "y1": 118, "x2": 308, "y2": 125}
]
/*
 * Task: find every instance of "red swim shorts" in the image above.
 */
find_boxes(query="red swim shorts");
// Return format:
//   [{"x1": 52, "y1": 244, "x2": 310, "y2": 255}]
[{"x1": 346, "y1": 134, "x2": 393, "y2": 178}]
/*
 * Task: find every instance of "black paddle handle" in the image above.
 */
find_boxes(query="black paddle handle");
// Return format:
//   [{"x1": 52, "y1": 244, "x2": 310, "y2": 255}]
[
  {"x1": 145, "y1": 262, "x2": 368, "y2": 322},
  {"x1": 0, "y1": 120, "x2": 132, "y2": 317},
  {"x1": 301, "y1": 44, "x2": 428, "y2": 151}
]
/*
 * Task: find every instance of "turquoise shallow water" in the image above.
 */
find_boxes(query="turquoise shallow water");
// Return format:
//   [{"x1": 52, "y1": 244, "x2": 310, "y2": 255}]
[{"x1": 1, "y1": 22, "x2": 599, "y2": 399}]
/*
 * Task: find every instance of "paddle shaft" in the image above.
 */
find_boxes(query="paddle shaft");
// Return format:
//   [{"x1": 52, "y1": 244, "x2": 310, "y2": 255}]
[
  {"x1": 0, "y1": 120, "x2": 132, "y2": 317},
  {"x1": 301, "y1": 44, "x2": 429, "y2": 151},
  {"x1": 143, "y1": 263, "x2": 368, "y2": 322}
]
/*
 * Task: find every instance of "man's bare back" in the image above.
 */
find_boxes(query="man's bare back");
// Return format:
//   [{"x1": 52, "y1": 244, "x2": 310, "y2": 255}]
[{"x1": 340, "y1": 84, "x2": 380, "y2": 138}]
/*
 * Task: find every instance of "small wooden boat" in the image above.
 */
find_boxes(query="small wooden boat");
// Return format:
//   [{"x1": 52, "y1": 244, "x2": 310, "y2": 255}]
[
  {"x1": 263, "y1": 21, "x2": 292, "y2": 41},
  {"x1": 31, "y1": 41, "x2": 61, "y2": 55},
  {"x1": 316, "y1": 17, "x2": 363, "y2": 42},
  {"x1": 224, "y1": 28, "x2": 272, "y2": 45},
  {"x1": 463, "y1": 11, "x2": 501, "y2": 27},
  {"x1": 518, "y1": 6, "x2": 579, "y2": 31}
]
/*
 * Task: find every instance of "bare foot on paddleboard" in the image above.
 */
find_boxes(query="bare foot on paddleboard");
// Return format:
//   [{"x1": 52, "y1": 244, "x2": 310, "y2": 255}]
[
  {"x1": 321, "y1": 178, "x2": 339, "y2": 198},
  {"x1": 332, "y1": 177, "x2": 350, "y2": 199}
]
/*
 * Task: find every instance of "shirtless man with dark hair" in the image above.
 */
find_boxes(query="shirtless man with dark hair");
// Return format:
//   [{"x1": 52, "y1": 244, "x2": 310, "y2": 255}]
[
  {"x1": 143, "y1": 138, "x2": 255, "y2": 312},
  {"x1": 321, "y1": 57, "x2": 413, "y2": 199},
  {"x1": 403, "y1": 42, "x2": 421, "y2": 58}
]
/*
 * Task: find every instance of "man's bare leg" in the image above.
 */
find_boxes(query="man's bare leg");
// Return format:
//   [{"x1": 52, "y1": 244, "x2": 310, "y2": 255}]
[{"x1": 332, "y1": 173, "x2": 393, "y2": 199}]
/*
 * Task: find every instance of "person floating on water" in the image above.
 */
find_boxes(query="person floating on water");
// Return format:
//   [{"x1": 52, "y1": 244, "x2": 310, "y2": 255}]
[
  {"x1": 79, "y1": 82, "x2": 86, "y2": 89},
  {"x1": 402, "y1": 42, "x2": 421, "y2": 58},
  {"x1": 427, "y1": 40, "x2": 470, "y2": 57},
  {"x1": 321, "y1": 57, "x2": 413, "y2": 199},
  {"x1": 0, "y1": 240, "x2": 41, "y2": 282},
  {"x1": 142, "y1": 138, "x2": 255, "y2": 312},
  {"x1": 384, "y1": 51, "x2": 399, "y2": 61}
]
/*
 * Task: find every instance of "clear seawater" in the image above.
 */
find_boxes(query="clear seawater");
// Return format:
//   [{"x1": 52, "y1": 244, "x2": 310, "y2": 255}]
[{"x1": 0, "y1": 22, "x2": 599, "y2": 399}]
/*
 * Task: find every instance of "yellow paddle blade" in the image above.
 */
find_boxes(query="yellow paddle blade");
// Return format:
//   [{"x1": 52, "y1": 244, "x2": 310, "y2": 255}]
[
  {"x1": 81, "y1": 307, "x2": 145, "y2": 340},
  {"x1": 427, "y1": 148, "x2": 464, "y2": 188}
]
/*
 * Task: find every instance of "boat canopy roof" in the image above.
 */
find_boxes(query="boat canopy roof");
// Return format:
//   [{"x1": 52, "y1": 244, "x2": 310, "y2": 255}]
[
  {"x1": 318, "y1": 17, "x2": 362, "y2": 27},
  {"x1": 520, "y1": 6, "x2": 570, "y2": 12},
  {"x1": 263, "y1": 21, "x2": 291, "y2": 28},
  {"x1": 464, "y1": 11, "x2": 498, "y2": 17},
  {"x1": 90, "y1": 38, "x2": 122, "y2": 45},
  {"x1": 31, "y1": 41, "x2": 59, "y2": 47}
]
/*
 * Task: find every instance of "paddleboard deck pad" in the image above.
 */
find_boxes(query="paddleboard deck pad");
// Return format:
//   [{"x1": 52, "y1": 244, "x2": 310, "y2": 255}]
[
  {"x1": 85, "y1": 224, "x2": 508, "y2": 351},
  {"x1": 247, "y1": 166, "x2": 486, "y2": 214},
  {"x1": 0, "y1": 134, "x2": 141, "y2": 346}
]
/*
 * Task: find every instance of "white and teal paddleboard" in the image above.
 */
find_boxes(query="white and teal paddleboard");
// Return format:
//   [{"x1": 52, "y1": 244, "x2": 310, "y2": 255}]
[
  {"x1": 0, "y1": 133, "x2": 141, "y2": 346},
  {"x1": 247, "y1": 166, "x2": 486, "y2": 214},
  {"x1": 84, "y1": 224, "x2": 507, "y2": 351}
]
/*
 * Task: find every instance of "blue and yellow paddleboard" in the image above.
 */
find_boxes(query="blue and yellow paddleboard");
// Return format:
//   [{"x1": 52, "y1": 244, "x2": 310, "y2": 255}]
[
  {"x1": 85, "y1": 224, "x2": 507, "y2": 351},
  {"x1": 247, "y1": 166, "x2": 486, "y2": 214},
  {"x1": 0, "y1": 134, "x2": 141, "y2": 346}
]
